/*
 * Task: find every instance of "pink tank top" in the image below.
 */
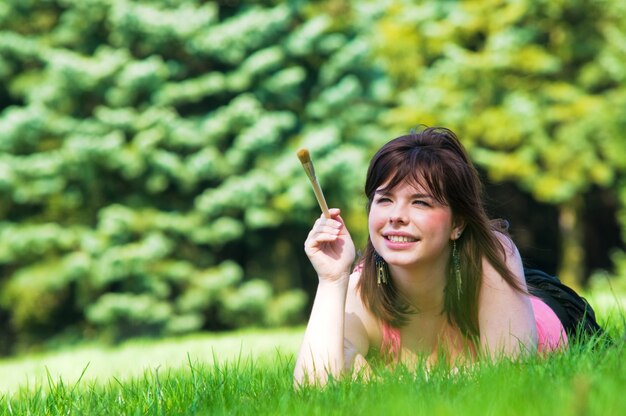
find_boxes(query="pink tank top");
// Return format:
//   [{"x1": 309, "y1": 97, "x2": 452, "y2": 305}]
[
  {"x1": 381, "y1": 296, "x2": 568, "y2": 358},
  {"x1": 530, "y1": 296, "x2": 568, "y2": 352}
]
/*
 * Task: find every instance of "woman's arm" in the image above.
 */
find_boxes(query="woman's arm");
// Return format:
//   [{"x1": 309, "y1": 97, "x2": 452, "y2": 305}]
[
  {"x1": 293, "y1": 208, "x2": 367, "y2": 386},
  {"x1": 293, "y1": 274, "x2": 350, "y2": 385},
  {"x1": 478, "y1": 234, "x2": 538, "y2": 359},
  {"x1": 293, "y1": 272, "x2": 371, "y2": 386}
]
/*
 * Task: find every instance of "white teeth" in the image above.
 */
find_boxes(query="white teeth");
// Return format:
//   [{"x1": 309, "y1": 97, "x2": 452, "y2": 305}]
[{"x1": 387, "y1": 235, "x2": 417, "y2": 243}]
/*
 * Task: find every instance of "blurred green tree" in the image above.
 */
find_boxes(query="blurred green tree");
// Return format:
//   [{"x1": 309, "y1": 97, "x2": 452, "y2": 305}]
[
  {"x1": 372, "y1": 0, "x2": 626, "y2": 287},
  {"x1": 0, "y1": 0, "x2": 389, "y2": 351}
]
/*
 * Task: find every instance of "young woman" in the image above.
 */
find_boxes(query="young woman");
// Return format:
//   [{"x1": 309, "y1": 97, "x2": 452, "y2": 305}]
[{"x1": 294, "y1": 127, "x2": 602, "y2": 386}]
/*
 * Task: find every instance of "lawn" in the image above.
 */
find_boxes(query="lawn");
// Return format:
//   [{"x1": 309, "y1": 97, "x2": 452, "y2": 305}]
[
  {"x1": 0, "y1": 291, "x2": 624, "y2": 415},
  {"x1": 0, "y1": 327, "x2": 304, "y2": 395}
]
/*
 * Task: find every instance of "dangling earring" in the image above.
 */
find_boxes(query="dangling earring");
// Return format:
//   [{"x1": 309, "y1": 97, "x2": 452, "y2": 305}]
[
  {"x1": 374, "y1": 252, "x2": 388, "y2": 285},
  {"x1": 452, "y1": 239, "x2": 462, "y2": 299}
]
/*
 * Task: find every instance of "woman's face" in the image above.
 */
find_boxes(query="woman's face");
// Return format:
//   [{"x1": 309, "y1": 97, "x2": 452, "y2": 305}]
[{"x1": 368, "y1": 180, "x2": 460, "y2": 270}]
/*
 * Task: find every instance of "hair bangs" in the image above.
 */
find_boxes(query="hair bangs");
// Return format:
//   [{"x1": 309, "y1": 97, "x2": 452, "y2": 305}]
[{"x1": 373, "y1": 147, "x2": 448, "y2": 207}]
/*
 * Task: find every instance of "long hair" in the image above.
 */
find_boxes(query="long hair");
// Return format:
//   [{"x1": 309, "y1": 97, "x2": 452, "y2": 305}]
[{"x1": 356, "y1": 127, "x2": 524, "y2": 338}]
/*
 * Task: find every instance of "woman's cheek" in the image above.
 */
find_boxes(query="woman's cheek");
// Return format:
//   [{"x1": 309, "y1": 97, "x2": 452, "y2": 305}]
[{"x1": 368, "y1": 208, "x2": 386, "y2": 230}]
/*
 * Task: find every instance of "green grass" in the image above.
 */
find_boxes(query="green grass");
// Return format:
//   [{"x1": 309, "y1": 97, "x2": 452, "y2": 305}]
[
  {"x1": 0, "y1": 332, "x2": 624, "y2": 415},
  {"x1": 0, "y1": 295, "x2": 624, "y2": 415},
  {"x1": 0, "y1": 327, "x2": 304, "y2": 395}
]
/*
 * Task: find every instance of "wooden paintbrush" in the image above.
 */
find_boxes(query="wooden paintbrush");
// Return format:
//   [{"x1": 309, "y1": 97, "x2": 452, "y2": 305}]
[{"x1": 296, "y1": 148, "x2": 331, "y2": 218}]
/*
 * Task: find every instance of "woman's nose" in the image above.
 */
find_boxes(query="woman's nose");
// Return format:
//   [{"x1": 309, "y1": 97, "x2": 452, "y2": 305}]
[{"x1": 389, "y1": 204, "x2": 408, "y2": 224}]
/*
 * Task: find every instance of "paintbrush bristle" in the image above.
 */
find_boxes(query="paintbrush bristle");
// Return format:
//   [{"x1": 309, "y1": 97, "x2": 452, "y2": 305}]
[{"x1": 296, "y1": 148, "x2": 311, "y2": 164}]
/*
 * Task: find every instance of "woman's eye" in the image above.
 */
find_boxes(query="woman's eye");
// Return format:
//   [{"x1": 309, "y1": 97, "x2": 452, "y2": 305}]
[
  {"x1": 376, "y1": 197, "x2": 391, "y2": 204},
  {"x1": 413, "y1": 200, "x2": 431, "y2": 207}
]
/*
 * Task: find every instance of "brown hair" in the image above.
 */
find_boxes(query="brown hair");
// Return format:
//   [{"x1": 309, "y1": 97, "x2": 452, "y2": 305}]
[{"x1": 356, "y1": 127, "x2": 524, "y2": 338}]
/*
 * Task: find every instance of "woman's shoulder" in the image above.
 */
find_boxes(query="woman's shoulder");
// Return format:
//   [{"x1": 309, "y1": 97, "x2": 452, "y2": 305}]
[
  {"x1": 483, "y1": 230, "x2": 526, "y2": 287},
  {"x1": 345, "y1": 267, "x2": 383, "y2": 348},
  {"x1": 345, "y1": 267, "x2": 365, "y2": 309},
  {"x1": 346, "y1": 261, "x2": 367, "y2": 296},
  {"x1": 492, "y1": 229, "x2": 518, "y2": 257}
]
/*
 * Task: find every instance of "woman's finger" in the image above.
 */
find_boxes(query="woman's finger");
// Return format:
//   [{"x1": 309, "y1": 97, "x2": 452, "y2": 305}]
[
  {"x1": 315, "y1": 216, "x2": 343, "y2": 228},
  {"x1": 310, "y1": 232, "x2": 341, "y2": 244},
  {"x1": 312, "y1": 224, "x2": 341, "y2": 237},
  {"x1": 305, "y1": 232, "x2": 340, "y2": 250},
  {"x1": 307, "y1": 222, "x2": 341, "y2": 239}
]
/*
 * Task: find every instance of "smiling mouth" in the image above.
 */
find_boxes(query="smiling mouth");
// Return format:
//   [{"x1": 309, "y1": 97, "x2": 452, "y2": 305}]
[{"x1": 385, "y1": 235, "x2": 418, "y2": 243}]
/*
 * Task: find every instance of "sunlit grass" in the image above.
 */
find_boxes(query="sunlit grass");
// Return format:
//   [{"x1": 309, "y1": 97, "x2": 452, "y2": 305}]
[
  {"x1": 0, "y1": 326, "x2": 303, "y2": 395},
  {"x1": 1, "y1": 331, "x2": 623, "y2": 415},
  {"x1": 0, "y1": 294, "x2": 624, "y2": 415}
]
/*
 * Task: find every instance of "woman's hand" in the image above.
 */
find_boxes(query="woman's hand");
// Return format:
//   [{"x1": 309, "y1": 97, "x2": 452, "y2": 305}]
[{"x1": 304, "y1": 208, "x2": 356, "y2": 282}]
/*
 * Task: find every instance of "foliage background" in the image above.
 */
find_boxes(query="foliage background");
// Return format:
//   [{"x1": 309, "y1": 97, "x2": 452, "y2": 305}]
[{"x1": 0, "y1": 0, "x2": 624, "y2": 354}]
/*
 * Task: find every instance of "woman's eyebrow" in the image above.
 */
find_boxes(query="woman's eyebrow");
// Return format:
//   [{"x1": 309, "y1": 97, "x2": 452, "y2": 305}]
[
  {"x1": 410, "y1": 193, "x2": 433, "y2": 199},
  {"x1": 374, "y1": 189, "x2": 433, "y2": 199}
]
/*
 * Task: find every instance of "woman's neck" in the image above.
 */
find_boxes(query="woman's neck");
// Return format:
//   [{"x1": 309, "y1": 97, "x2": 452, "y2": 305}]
[{"x1": 388, "y1": 261, "x2": 448, "y2": 314}]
